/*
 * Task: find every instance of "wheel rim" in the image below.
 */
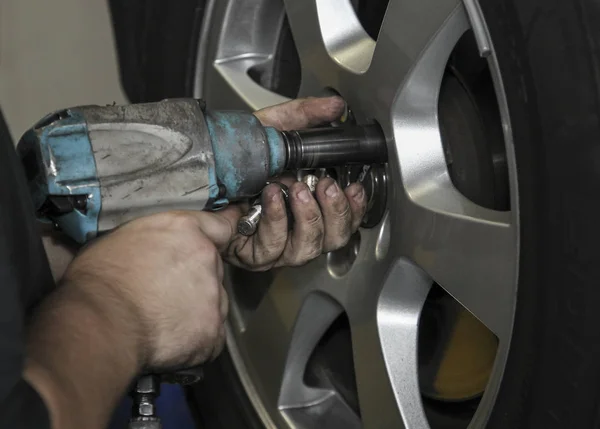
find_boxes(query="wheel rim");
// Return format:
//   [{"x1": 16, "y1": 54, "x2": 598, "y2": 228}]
[{"x1": 194, "y1": 1, "x2": 519, "y2": 428}]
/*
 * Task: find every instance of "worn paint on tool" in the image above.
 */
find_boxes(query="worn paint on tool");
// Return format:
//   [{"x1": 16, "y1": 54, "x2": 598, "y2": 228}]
[
  {"x1": 264, "y1": 126, "x2": 286, "y2": 176},
  {"x1": 205, "y1": 111, "x2": 247, "y2": 199},
  {"x1": 205, "y1": 111, "x2": 280, "y2": 200},
  {"x1": 206, "y1": 163, "x2": 228, "y2": 208},
  {"x1": 23, "y1": 109, "x2": 101, "y2": 243}
]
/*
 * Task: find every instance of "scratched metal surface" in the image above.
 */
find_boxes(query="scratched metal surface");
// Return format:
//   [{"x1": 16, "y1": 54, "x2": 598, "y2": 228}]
[{"x1": 84, "y1": 100, "x2": 215, "y2": 232}]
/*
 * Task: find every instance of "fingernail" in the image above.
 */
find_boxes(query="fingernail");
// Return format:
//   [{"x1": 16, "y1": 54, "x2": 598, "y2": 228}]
[
  {"x1": 325, "y1": 182, "x2": 339, "y2": 198},
  {"x1": 353, "y1": 188, "x2": 365, "y2": 203},
  {"x1": 346, "y1": 184, "x2": 361, "y2": 198},
  {"x1": 297, "y1": 189, "x2": 310, "y2": 203}
]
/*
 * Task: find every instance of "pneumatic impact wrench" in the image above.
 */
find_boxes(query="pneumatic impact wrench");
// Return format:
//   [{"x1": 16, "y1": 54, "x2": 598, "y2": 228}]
[
  {"x1": 18, "y1": 97, "x2": 387, "y2": 243},
  {"x1": 17, "y1": 98, "x2": 388, "y2": 426}
]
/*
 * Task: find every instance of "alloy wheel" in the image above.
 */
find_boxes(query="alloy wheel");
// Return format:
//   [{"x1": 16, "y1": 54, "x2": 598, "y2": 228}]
[{"x1": 195, "y1": 0, "x2": 519, "y2": 427}]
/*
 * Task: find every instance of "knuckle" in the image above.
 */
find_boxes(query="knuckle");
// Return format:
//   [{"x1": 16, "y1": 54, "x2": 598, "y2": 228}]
[
  {"x1": 302, "y1": 223, "x2": 324, "y2": 246},
  {"x1": 324, "y1": 199, "x2": 351, "y2": 221},
  {"x1": 298, "y1": 99, "x2": 311, "y2": 116},
  {"x1": 304, "y1": 212, "x2": 323, "y2": 229},
  {"x1": 253, "y1": 248, "x2": 275, "y2": 266},
  {"x1": 266, "y1": 204, "x2": 287, "y2": 223},
  {"x1": 326, "y1": 234, "x2": 351, "y2": 252},
  {"x1": 254, "y1": 238, "x2": 285, "y2": 266},
  {"x1": 305, "y1": 246, "x2": 322, "y2": 261},
  {"x1": 287, "y1": 230, "x2": 323, "y2": 266},
  {"x1": 290, "y1": 248, "x2": 321, "y2": 267},
  {"x1": 269, "y1": 233, "x2": 289, "y2": 249},
  {"x1": 251, "y1": 263, "x2": 275, "y2": 272},
  {"x1": 338, "y1": 213, "x2": 353, "y2": 233},
  {"x1": 299, "y1": 210, "x2": 323, "y2": 229},
  {"x1": 337, "y1": 202, "x2": 352, "y2": 219}
]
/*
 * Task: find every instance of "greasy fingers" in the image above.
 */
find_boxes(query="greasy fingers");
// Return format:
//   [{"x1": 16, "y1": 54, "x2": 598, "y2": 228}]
[
  {"x1": 278, "y1": 182, "x2": 324, "y2": 266},
  {"x1": 219, "y1": 179, "x2": 367, "y2": 270},
  {"x1": 315, "y1": 178, "x2": 353, "y2": 252},
  {"x1": 344, "y1": 183, "x2": 368, "y2": 231},
  {"x1": 254, "y1": 96, "x2": 346, "y2": 130},
  {"x1": 253, "y1": 184, "x2": 289, "y2": 266}
]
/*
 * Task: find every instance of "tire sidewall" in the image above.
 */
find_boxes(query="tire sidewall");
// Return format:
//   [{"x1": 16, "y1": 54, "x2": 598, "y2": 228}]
[{"x1": 481, "y1": 0, "x2": 600, "y2": 427}]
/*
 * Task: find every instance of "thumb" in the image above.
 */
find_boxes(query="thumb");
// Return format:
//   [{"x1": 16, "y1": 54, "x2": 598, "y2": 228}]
[{"x1": 185, "y1": 211, "x2": 237, "y2": 252}]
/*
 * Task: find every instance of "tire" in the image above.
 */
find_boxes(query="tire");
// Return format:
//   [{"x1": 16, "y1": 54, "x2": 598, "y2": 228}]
[
  {"x1": 187, "y1": 350, "x2": 263, "y2": 428},
  {"x1": 481, "y1": 0, "x2": 600, "y2": 428},
  {"x1": 108, "y1": 0, "x2": 600, "y2": 427},
  {"x1": 108, "y1": 0, "x2": 206, "y2": 103}
]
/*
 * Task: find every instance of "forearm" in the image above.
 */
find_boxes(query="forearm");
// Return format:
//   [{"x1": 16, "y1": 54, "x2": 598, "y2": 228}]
[{"x1": 23, "y1": 280, "x2": 142, "y2": 429}]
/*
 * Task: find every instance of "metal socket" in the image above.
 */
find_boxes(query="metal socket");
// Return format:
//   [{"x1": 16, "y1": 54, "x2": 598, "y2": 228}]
[{"x1": 237, "y1": 203, "x2": 263, "y2": 236}]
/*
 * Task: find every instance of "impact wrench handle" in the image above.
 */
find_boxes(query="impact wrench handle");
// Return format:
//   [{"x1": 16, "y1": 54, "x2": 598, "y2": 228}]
[{"x1": 128, "y1": 368, "x2": 205, "y2": 429}]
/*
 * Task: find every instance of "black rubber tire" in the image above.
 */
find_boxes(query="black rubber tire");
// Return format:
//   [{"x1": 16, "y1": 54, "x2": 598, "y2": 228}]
[
  {"x1": 107, "y1": 0, "x2": 206, "y2": 103},
  {"x1": 482, "y1": 0, "x2": 600, "y2": 428},
  {"x1": 108, "y1": 0, "x2": 600, "y2": 427},
  {"x1": 187, "y1": 349, "x2": 263, "y2": 428}
]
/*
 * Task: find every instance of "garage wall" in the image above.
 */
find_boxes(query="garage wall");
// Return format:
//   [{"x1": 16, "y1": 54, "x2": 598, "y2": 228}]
[{"x1": 0, "y1": 0, "x2": 126, "y2": 141}]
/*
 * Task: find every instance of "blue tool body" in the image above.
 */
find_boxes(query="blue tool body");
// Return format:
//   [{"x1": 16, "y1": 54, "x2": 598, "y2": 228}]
[{"x1": 17, "y1": 98, "x2": 287, "y2": 243}]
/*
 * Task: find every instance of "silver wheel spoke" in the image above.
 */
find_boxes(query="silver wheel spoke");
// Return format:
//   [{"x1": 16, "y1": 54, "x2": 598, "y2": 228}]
[
  {"x1": 350, "y1": 318, "x2": 406, "y2": 428},
  {"x1": 384, "y1": 0, "x2": 516, "y2": 339},
  {"x1": 198, "y1": 0, "x2": 291, "y2": 109},
  {"x1": 400, "y1": 193, "x2": 516, "y2": 339},
  {"x1": 282, "y1": 0, "x2": 374, "y2": 72},
  {"x1": 234, "y1": 269, "x2": 310, "y2": 410},
  {"x1": 281, "y1": 0, "x2": 334, "y2": 91},
  {"x1": 281, "y1": 0, "x2": 326, "y2": 63},
  {"x1": 213, "y1": 58, "x2": 289, "y2": 109},
  {"x1": 363, "y1": 0, "x2": 466, "y2": 110},
  {"x1": 232, "y1": 267, "x2": 357, "y2": 420},
  {"x1": 277, "y1": 293, "x2": 343, "y2": 410},
  {"x1": 350, "y1": 259, "x2": 432, "y2": 429}
]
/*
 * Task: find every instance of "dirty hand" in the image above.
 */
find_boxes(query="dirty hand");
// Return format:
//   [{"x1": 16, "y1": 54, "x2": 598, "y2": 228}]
[
  {"x1": 218, "y1": 97, "x2": 368, "y2": 271},
  {"x1": 58, "y1": 211, "x2": 232, "y2": 370}
]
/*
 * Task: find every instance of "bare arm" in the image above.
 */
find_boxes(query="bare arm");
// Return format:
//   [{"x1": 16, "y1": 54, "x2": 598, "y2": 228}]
[{"x1": 24, "y1": 278, "x2": 140, "y2": 428}]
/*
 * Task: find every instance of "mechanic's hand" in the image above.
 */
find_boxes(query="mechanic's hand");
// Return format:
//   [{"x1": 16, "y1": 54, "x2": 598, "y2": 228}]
[
  {"x1": 218, "y1": 97, "x2": 368, "y2": 271},
  {"x1": 60, "y1": 210, "x2": 233, "y2": 371}
]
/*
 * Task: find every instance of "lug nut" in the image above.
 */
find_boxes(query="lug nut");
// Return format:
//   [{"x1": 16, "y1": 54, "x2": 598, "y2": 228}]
[{"x1": 302, "y1": 174, "x2": 319, "y2": 193}]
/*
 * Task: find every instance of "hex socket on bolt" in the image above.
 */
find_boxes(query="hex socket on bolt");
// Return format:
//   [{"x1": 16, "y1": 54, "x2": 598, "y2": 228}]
[{"x1": 302, "y1": 174, "x2": 319, "y2": 193}]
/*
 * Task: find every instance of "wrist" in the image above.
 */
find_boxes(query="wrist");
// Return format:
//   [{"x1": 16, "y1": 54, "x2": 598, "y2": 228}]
[
  {"x1": 24, "y1": 277, "x2": 143, "y2": 428},
  {"x1": 60, "y1": 274, "x2": 147, "y2": 371}
]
